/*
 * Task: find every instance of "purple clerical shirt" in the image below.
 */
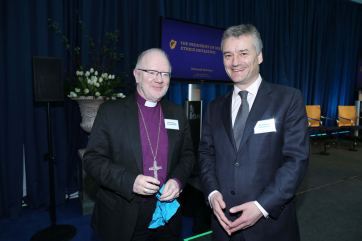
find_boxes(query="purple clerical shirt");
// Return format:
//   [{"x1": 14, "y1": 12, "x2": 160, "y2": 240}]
[
  {"x1": 135, "y1": 93, "x2": 182, "y2": 193},
  {"x1": 136, "y1": 93, "x2": 169, "y2": 189}
]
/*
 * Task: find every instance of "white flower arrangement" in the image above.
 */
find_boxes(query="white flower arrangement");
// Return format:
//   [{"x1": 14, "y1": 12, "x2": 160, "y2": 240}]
[
  {"x1": 66, "y1": 69, "x2": 126, "y2": 99},
  {"x1": 49, "y1": 11, "x2": 130, "y2": 101}
]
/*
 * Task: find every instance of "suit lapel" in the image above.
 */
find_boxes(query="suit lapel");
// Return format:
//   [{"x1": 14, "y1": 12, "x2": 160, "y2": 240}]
[
  {"x1": 221, "y1": 90, "x2": 237, "y2": 152},
  {"x1": 160, "y1": 99, "x2": 175, "y2": 174},
  {"x1": 125, "y1": 93, "x2": 144, "y2": 174},
  {"x1": 237, "y1": 80, "x2": 272, "y2": 153}
]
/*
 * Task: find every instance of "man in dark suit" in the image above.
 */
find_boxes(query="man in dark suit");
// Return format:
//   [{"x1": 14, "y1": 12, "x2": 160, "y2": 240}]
[
  {"x1": 83, "y1": 48, "x2": 195, "y2": 241},
  {"x1": 198, "y1": 24, "x2": 309, "y2": 241}
]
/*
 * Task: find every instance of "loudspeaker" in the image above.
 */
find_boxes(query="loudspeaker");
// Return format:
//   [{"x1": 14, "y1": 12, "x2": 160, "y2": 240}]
[{"x1": 32, "y1": 56, "x2": 63, "y2": 102}]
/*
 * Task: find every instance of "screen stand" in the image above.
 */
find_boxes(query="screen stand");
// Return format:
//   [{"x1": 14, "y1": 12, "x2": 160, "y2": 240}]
[{"x1": 184, "y1": 84, "x2": 202, "y2": 175}]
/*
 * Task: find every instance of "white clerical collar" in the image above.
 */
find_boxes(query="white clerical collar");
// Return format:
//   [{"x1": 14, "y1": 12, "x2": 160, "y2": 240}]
[{"x1": 145, "y1": 101, "x2": 157, "y2": 107}]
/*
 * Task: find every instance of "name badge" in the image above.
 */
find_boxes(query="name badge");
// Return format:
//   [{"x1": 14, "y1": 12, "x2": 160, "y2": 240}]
[
  {"x1": 254, "y1": 118, "x2": 276, "y2": 134},
  {"x1": 165, "y1": 119, "x2": 179, "y2": 130}
]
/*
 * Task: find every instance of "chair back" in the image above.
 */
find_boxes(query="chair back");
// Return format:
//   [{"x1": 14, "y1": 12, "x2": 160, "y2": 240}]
[
  {"x1": 306, "y1": 105, "x2": 321, "y2": 127},
  {"x1": 338, "y1": 106, "x2": 356, "y2": 127}
]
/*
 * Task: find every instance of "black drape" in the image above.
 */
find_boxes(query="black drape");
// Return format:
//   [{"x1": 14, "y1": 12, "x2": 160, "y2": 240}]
[{"x1": 1, "y1": 0, "x2": 362, "y2": 220}]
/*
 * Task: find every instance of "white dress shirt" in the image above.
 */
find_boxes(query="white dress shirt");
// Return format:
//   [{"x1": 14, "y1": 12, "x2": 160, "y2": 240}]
[{"x1": 208, "y1": 74, "x2": 269, "y2": 218}]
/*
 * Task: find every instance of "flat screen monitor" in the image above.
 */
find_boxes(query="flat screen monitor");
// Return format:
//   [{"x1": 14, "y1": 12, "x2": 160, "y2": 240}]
[{"x1": 160, "y1": 17, "x2": 232, "y2": 84}]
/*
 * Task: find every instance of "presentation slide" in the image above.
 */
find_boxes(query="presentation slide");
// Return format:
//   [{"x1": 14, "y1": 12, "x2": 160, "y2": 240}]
[{"x1": 160, "y1": 17, "x2": 231, "y2": 83}]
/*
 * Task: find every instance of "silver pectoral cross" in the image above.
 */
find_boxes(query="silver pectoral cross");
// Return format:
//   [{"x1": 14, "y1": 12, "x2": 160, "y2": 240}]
[{"x1": 149, "y1": 158, "x2": 162, "y2": 180}]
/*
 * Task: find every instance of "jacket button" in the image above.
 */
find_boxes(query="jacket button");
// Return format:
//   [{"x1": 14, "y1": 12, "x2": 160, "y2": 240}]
[
  {"x1": 231, "y1": 191, "x2": 235, "y2": 195},
  {"x1": 235, "y1": 163, "x2": 239, "y2": 167}
]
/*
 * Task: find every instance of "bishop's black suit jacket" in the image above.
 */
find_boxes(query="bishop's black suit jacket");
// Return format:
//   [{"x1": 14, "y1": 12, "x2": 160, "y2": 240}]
[
  {"x1": 199, "y1": 80, "x2": 309, "y2": 241},
  {"x1": 83, "y1": 92, "x2": 195, "y2": 241}
]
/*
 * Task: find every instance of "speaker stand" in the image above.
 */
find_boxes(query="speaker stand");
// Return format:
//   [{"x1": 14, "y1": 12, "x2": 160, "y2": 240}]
[
  {"x1": 31, "y1": 102, "x2": 77, "y2": 241},
  {"x1": 30, "y1": 224, "x2": 77, "y2": 241}
]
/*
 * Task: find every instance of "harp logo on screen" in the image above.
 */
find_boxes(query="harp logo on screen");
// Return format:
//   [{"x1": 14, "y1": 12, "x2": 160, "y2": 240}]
[{"x1": 169, "y1": 39, "x2": 177, "y2": 49}]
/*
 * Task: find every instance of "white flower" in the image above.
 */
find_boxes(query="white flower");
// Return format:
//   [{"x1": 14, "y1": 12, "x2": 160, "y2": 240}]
[
  {"x1": 76, "y1": 71, "x2": 79, "y2": 76},
  {"x1": 95, "y1": 83, "x2": 100, "y2": 87},
  {"x1": 79, "y1": 71, "x2": 84, "y2": 76},
  {"x1": 91, "y1": 76, "x2": 97, "y2": 82},
  {"x1": 90, "y1": 68, "x2": 94, "y2": 73},
  {"x1": 87, "y1": 79, "x2": 91, "y2": 84},
  {"x1": 94, "y1": 71, "x2": 98, "y2": 76},
  {"x1": 67, "y1": 91, "x2": 77, "y2": 98},
  {"x1": 98, "y1": 77, "x2": 103, "y2": 83},
  {"x1": 75, "y1": 88, "x2": 81, "y2": 93},
  {"x1": 85, "y1": 71, "x2": 90, "y2": 77},
  {"x1": 116, "y1": 93, "x2": 125, "y2": 98},
  {"x1": 84, "y1": 89, "x2": 89, "y2": 94},
  {"x1": 95, "y1": 92, "x2": 100, "y2": 96},
  {"x1": 103, "y1": 73, "x2": 108, "y2": 79}
]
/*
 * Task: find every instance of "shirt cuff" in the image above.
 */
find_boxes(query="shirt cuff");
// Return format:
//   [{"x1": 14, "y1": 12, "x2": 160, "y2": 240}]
[
  {"x1": 253, "y1": 201, "x2": 269, "y2": 218},
  {"x1": 208, "y1": 190, "x2": 220, "y2": 209},
  {"x1": 170, "y1": 178, "x2": 182, "y2": 192}
]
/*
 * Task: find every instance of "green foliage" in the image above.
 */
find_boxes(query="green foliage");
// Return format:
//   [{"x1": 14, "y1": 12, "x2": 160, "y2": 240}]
[{"x1": 48, "y1": 11, "x2": 131, "y2": 100}]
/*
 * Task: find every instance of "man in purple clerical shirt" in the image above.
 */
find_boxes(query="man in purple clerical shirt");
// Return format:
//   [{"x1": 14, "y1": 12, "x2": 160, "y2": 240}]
[{"x1": 83, "y1": 48, "x2": 195, "y2": 241}]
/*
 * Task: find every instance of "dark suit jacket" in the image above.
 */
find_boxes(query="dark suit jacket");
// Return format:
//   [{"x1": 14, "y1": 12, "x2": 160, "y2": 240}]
[
  {"x1": 83, "y1": 92, "x2": 195, "y2": 241},
  {"x1": 199, "y1": 80, "x2": 309, "y2": 241}
]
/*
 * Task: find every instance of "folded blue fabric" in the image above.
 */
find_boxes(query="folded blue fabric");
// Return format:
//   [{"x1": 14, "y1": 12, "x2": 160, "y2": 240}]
[{"x1": 148, "y1": 184, "x2": 180, "y2": 229}]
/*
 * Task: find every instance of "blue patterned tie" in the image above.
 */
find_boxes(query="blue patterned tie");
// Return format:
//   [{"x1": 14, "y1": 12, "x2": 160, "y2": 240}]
[{"x1": 234, "y1": 91, "x2": 249, "y2": 151}]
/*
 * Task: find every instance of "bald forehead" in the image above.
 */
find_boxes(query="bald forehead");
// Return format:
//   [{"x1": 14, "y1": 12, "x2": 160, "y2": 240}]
[{"x1": 138, "y1": 51, "x2": 170, "y2": 71}]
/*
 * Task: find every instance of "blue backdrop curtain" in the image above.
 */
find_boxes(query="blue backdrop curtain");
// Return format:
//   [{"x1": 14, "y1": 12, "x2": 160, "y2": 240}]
[{"x1": 1, "y1": 0, "x2": 362, "y2": 220}]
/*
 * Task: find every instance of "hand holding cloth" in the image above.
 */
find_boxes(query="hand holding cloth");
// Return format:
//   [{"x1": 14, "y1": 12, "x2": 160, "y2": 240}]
[{"x1": 148, "y1": 184, "x2": 180, "y2": 229}]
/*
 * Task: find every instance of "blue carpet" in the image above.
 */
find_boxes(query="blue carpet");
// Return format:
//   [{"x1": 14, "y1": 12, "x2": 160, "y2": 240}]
[
  {"x1": 2, "y1": 140, "x2": 362, "y2": 241},
  {"x1": 0, "y1": 199, "x2": 197, "y2": 241}
]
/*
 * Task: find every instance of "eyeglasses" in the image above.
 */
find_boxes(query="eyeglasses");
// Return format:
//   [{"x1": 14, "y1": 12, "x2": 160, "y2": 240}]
[{"x1": 137, "y1": 69, "x2": 171, "y2": 79}]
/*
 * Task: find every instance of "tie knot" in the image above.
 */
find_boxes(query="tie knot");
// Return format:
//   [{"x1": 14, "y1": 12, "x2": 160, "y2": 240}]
[{"x1": 239, "y1": 90, "x2": 248, "y2": 99}]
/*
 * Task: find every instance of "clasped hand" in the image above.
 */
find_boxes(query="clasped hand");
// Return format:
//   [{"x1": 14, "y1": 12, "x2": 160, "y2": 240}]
[
  {"x1": 133, "y1": 175, "x2": 160, "y2": 195},
  {"x1": 210, "y1": 192, "x2": 263, "y2": 236},
  {"x1": 133, "y1": 175, "x2": 180, "y2": 201}
]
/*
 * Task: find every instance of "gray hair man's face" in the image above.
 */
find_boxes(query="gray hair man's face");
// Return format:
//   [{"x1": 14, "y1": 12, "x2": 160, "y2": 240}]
[{"x1": 222, "y1": 35, "x2": 263, "y2": 89}]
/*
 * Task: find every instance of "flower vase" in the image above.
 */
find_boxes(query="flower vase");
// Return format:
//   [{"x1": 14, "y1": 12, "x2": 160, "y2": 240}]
[{"x1": 72, "y1": 96, "x2": 106, "y2": 133}]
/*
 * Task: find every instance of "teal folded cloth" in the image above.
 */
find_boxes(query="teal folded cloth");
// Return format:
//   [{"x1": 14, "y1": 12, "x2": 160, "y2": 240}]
[{"x1": 148, "y1": 184, "x2": 180, "y2": 229}]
